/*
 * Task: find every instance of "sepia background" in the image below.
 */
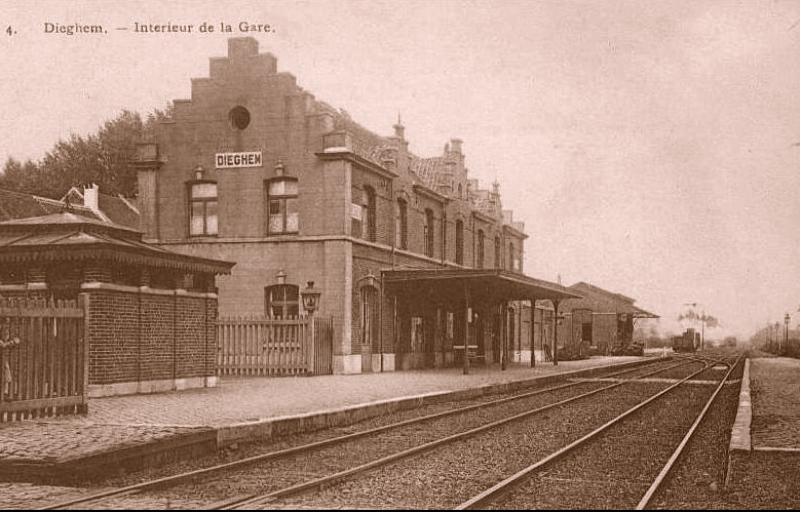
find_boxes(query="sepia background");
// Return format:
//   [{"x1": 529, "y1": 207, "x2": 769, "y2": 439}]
[{"x1": 1, "y1": 0, "x2": 799, "y2": 338}]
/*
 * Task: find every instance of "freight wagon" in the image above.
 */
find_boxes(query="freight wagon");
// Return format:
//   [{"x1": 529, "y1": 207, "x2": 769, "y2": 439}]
[{"x1": 672, "y1": 328, "x2": 700, "y2": 352}]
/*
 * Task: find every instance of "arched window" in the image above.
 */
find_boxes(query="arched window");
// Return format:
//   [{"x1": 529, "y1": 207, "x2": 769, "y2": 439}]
[
  {"x1": 360, "y1": 285, "x2": 380, "y2": 352},
  {"x1": 494, "y1": 235, "x2": 502, "y2": 269},
  {"x1": 424, "y1": 208, "x2": 435, "y2": 257},
  {"x1": 457, "y1": 183, "x2": 463, "y2": 199},
  {"x1": 266, "y1": 177, "x2": 298, "y2": 234},
  {"x1": 363, "y1": 186, "x2": 377, "y2": 242},
  {"x1": 477, "y1": 229, "x2": 485, "y2": 269},
  {"x1": 455, "y1": 219, "x2": 464, "y2": 265},
  {"x1": 189, "y1": 181, "x2": 218, "y2": 236},
  {"x1": 265, "y1": 283, "x2": 299, "y2": 318},
  {"x1": 396, "y1": 198, "x2": 408, "y2": 250}
]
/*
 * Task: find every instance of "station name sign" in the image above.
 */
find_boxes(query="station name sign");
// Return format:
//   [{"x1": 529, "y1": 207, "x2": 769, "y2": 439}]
[{"x1": 215, "y1": 151, "x2": 263, "y2": 169}]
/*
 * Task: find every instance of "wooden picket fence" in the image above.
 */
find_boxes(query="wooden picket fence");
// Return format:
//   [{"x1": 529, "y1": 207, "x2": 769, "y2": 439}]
[
  {"x1": 0, "y1": 296, "x2": 88, "y2": 422},
  {"x1": 217, "y1": 315, "x2": 333, "y2": 376}
]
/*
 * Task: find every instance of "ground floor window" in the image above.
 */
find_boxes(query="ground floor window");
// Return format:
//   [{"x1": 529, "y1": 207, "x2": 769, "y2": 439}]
[{"x1": 265, "y1": 284, "x2": 299, "y2": 318}]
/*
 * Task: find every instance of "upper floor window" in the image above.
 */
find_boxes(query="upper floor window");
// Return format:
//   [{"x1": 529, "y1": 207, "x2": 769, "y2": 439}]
[
  {"x1": 494, "y1": 235, "x2": 502, "y2": 269},
  {"x1": 189, "y1": 181, "x2": 218, "y2": 236},
  {"x1": 424, "y1": 208, "x2": 435, "y2": 258},
  {"x1": 477, "y1": 229, "x2": 485, "y2": 268},
  {"x1": 455, "y1": 219, "x2": 464, "y2": 265},
  {"x1": 267, "y1": 178, "x2": 298, "y2": 234},
  {"x1": 396, "y1": 198, "x2": 408, "y2": 250},
  {"x1": 508, "y1": 242, "x2": 515, "y2": 271},
  {"x1": 363, "y1": 186, "x2": 377, "y2": 242},
  {"x1": 265, "y1": 283, "x2": 299, "y2": 318}
]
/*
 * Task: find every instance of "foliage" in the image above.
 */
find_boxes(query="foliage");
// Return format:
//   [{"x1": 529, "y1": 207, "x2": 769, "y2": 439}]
[
  {"x1": 0, "y1": 104, "x2": 172, "y2": 199},
  {"x1": 677, "y1": 309, "x2": 720, "y2": 328}
]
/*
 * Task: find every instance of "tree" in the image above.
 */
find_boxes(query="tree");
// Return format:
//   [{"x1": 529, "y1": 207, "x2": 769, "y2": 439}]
[
  {"x1": 0, "y1": 157, "x2": 40, "y2": 194},
  {"x1": 0, "y1": 104, "x2": 172, "y2": 199},
  {"x1": 678, "y1": 309, "x2": 720, "y2": 328}
]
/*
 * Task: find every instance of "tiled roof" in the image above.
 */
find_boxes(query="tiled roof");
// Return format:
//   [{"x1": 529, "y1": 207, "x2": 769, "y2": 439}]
[
  {"x1": 61, "y1": 186, "x2": 140, "y2": 229},
  {"x1": 571, "y1": 281, "x2": 636, "y2": 303},
  {"x1": 0, "y1": 188, "x2": 102, "y2": 223},
  {"x1": 0, "y1": 211, "x2": 137, "y2": 232},
  {"x1": 97, "y1": 194, "x2": 140, "y2": 229},
  {"x1": 567, "y1": 281, "x2": 659, "y2": 318},
  {"x1": 319, "y1": 104, "x2": 501, "y2": 220},
  {"x1": 409, "y1": 156, "x2": 447, "y2": 190}
]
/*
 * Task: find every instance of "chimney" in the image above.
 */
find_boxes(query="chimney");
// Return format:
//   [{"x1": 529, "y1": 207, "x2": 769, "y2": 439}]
[
  {"x1": 132, "y1": 141, "x2": 164, "y2": 240},
  {"x1": 450, "y1": 138, "x2": 463, "y2": 155},
  {"x1": 84, "y1": 183, "x2": 100, "y2": 214}
]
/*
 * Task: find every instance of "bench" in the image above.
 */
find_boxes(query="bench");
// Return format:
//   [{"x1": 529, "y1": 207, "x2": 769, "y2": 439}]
[{"x1": 453, "y1": 345, "x2": 486, "y2": 362}]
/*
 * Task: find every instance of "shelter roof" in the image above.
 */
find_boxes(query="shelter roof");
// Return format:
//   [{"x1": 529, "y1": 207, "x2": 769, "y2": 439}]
[{"x1": 0, "y1": 212, "x2": 234, "y2": 275}]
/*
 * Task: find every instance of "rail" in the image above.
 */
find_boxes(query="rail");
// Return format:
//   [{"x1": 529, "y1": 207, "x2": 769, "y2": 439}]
[{"x1": 40, "y1": 357, "x2": 684, "y2": 510}]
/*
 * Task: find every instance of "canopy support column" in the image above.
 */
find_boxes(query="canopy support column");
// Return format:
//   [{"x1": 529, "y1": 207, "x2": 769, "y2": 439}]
[
  {"x1": 463, "y1": 282, "x2": 470, "y2": 375},
  {"x1": 552, "y1": 299, "x2": 561, "y2": 366},
  {"x1": 530, "y1": 299, "x2": 536, "y2": 368},
  {"x1": 501, "y1": 301, "x2": 507, "y2": 371}
]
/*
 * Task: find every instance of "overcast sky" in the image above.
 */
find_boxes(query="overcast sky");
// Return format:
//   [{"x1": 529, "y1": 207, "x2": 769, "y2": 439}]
[{"x1": 1, "y1": 0, "x2": 799, "y2": 338}]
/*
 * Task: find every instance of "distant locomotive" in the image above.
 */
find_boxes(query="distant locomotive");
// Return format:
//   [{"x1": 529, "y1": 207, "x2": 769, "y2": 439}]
[{"x1": 672, "y1": 328, "x2": 701, "y2": 352}]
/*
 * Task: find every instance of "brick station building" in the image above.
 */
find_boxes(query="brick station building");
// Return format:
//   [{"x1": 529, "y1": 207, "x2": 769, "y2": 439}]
[
  {"x1": 134, "y1": 37, "x2": 581, "y2": 374},
  {"x1": 0, "y1": 210, "x2": 233, "y2": 396}
]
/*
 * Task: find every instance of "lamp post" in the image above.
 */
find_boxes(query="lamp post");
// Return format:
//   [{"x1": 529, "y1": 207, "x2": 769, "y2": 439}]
[
  {"x1": 300, "y1": 281, "x2": 322, "y2": 374},
  {"x1": 552, "y1": 299, "x2": 561, "y2": 366},
  {"x1": 774, "y1": 322, "x2": 781, "y2": 354},
  {"x1": 784, "y1": 313, "x2": 790, "y2": 356}
]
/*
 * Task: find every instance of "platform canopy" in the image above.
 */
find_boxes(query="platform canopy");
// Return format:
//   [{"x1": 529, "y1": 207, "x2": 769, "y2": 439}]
[
  {"x1": 381, "y1": 268, "x2": 582, "y2": 303},
  {"x1": 631, "y1": 305, "x2": 660, "y2": 319}
]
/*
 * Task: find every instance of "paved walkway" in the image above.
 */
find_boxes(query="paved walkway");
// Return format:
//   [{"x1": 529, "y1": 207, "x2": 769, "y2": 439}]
[
  {"x1": 0, "y1": 356, "x2": 640, "y2": 465},
  {"x1": 750, "y1": 357, "x2": 800, "y2": 449}
]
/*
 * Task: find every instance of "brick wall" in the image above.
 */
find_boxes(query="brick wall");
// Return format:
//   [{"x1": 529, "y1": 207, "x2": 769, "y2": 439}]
[
  {"x1": 84, "y1": 287, "x2": 217, "y2": 385},
  {"x1": 86, "y1": 289, "x2": 139, "y2": 384},
  {"x1": 138, "y1": 293, "x2": 174, "y2": 381}
]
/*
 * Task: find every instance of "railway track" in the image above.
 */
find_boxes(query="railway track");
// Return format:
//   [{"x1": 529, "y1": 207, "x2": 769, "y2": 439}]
[
  {"x1": 227, "y1": 356, "x2": 730, "y2": 510},
  {"x1": 457, "y1": 353, "x2": 743, "y2": 510},
  {"x1": 39, "y1": 356, "x2": 692, "y2": 510}
]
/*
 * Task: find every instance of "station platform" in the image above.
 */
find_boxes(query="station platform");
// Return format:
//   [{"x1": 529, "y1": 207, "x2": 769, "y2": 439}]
[
  {"x1": 727, "y1": 354, "x2": 800, "y2": 506},
  {"x1": 0, "y1": 355, "x2": 645, "y2": 483}
]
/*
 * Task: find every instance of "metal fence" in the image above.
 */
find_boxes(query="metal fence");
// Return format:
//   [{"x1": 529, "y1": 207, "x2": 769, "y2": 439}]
[
  {"x1": 0, "y1": 296, "x2": 88, "y2": 422},
  {"x1": 216, "y1": 315, "x2": 333, "y2": 376}
]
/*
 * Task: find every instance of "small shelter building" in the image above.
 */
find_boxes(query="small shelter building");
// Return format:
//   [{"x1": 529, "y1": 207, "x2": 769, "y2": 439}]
[{"x1": 0, "y1": 210, "x2": 234, "y2": 396}]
